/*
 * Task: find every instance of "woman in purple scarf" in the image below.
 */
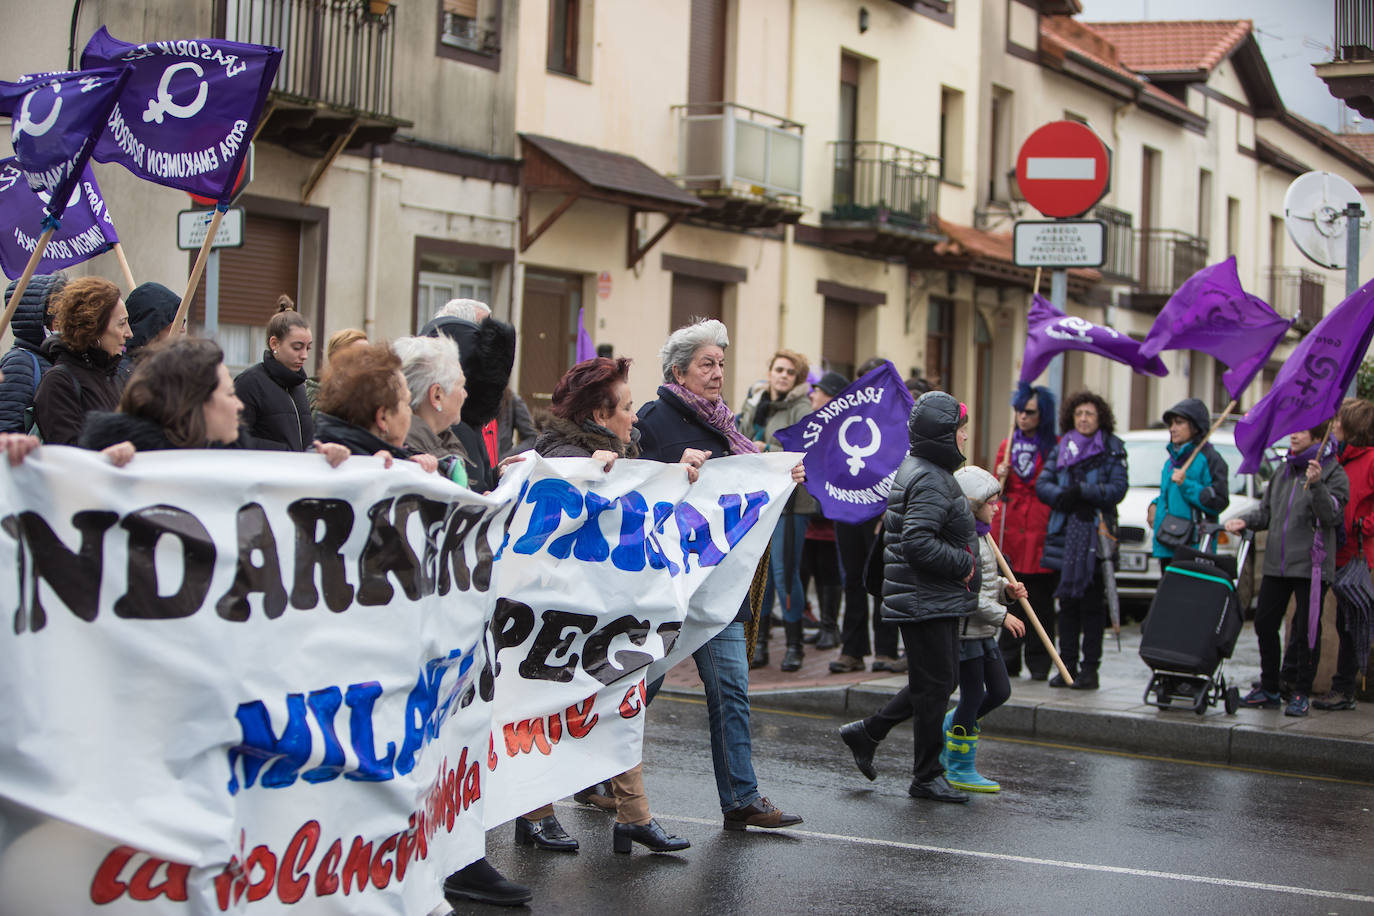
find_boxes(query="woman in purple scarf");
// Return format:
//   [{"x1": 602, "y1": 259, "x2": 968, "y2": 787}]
[{"x1": 1035, "y1": 391, "x2": 1128, "y2": 690}]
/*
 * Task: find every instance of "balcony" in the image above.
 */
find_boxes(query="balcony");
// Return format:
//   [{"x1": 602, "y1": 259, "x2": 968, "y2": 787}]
[
  {"x1": 1130, "y1": 228, "x2": 1207, "y2": 303},
  {"x1": 673, "y1": 103, "x2": 805, "y2": 229},
  {"x1": 228, "y1": 0, "x2": 411, "y2": 170},
  {"x1": 1092, "y1": 203, "x2": 1135, "y2": 284},
  {"x1": 820, "y1": 141, "x2": 942, "y2": 258},
  {"x1": 1315, "y1": 0, "x2": 1374, "y2": 118},
  {"x1": 1267, "y1": 267, "x2": 1325, "y2": 329}
]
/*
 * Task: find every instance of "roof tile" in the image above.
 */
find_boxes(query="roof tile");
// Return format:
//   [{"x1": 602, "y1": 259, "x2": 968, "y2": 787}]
[{"x1": 1081, "y1": 20, "x2": 1251, "y2": 74}]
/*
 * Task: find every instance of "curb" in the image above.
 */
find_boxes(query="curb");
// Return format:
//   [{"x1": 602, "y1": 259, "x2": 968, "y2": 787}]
[{"x1": 658, "y1": 683, "x2": 1374, "y2": 784}]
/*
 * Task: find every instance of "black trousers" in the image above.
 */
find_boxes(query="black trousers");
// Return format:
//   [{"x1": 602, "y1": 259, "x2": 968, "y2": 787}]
[
  {"x1": 1256, "y1": 575, "x2": 1326, "y2": 695},
  {"x1": 953, "y1": 642, "x2": 1012, "y2": 731},
  {"x1": 835, "y1": 521, "x2": 899, "y2": 659},
  {"x1": 997, "y1": 572, "x2": 1057, "y2": 676},
  {"x1": 1057, "y1": 571, "x2": 1106, "y2": 676},
  {"x1": 864, "y1": 618, "x2": 960, "y2": 781}
]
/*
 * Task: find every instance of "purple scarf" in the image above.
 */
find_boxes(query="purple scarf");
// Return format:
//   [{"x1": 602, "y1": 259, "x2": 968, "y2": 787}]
[
  {"x1": 1285, "y1": 438, "x2": 1337, "y2": 474},
  {"x1": 665, "y1": 384, "x2": 760, "y2": 456},
  {"x1": 1009, "y1": 428, "x2": 1040, "y2": 481},
  {"x1": 975, "y1": 519, "x2": 992, "y2": 537},
  {"x1": 1058, "y1": 430, "x2": 1105, "y2": 470}
]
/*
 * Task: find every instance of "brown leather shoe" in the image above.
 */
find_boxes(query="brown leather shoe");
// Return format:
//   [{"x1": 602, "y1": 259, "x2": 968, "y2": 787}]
[
  {"x1": 722, "y1": 797, "x2": 803, "y2": 831},
  {"x1": 829, "y1": 654, "x2": 865, "y2": 674}
]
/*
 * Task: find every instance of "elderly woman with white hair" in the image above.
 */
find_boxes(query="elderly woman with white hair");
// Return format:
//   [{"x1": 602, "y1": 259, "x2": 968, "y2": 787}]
[
  {"x1": 394, "y1": 335, "x2": 471, "y2": 486},
  {"x1": 635, "y1": 318, "x2": 804, "y2": 832}
]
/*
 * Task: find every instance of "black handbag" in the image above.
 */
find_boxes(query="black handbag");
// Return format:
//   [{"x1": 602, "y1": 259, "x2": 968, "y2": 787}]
[{"x1": 1155, "y1": 512, "x2": 1196, "y2": 550}]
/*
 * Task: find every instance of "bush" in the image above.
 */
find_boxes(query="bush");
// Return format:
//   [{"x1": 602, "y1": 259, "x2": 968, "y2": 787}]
[{"x1": 1360, "y1": 358, "x2": 1374, "y2": 401}]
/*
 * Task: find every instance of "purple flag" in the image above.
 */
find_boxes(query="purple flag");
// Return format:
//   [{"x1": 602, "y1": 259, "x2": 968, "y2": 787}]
[
  {"x1": 81, "y1": 27, "x2": 281, "y2": 203},
  {"x1": 0, "y1": 158, "x2": 118, "y2": 278},
  {"x1": 1139, "y1": 257, "x2": 1291, "y2": 401},
  {"x1": 1020, "y1": 294, "x2": 1167, "y2": 384},
  {"x1": 774, "y1": 361, "x2": 915, "y2": 524},
  {"x1": 0, "y1": 67, "x2": 129, "y2": 220},
  {"x1": 576, "y1": 307, "x2": 596, "y2": 362},
  {"x1": 1234, "y1": 278, "x2": 1374, "y2": 473}
]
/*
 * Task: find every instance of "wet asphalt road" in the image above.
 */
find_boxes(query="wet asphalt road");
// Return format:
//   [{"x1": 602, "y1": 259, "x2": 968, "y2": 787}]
[{"x1": 456, "y1": 696, "x2": 1374, "y2": 915}]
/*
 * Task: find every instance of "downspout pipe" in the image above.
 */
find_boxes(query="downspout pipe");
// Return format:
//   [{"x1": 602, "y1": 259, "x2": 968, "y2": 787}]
[{"x1": 363, "y1": 147, "x2": 382, "y2": 338}]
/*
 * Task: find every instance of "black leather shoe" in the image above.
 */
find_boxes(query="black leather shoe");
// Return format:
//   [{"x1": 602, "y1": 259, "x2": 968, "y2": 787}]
[
  {"x1": 1048, "y1": 672, "x2": 1074, "y2": 688},
  {"x1": 514, "y1": 815, "x2": 579, "y2": 851},
  {"x1": 1070, "y1": 670, "x2": 1099, "y2": 690},
  {"x1": 839, "y1": 720, "x2": 879, "y2": 781},
  {"x1": 908, "y1": 775, "x2": 969, "y2": 803},
  {"x1": 443, "y1": 858, "x2": 533, "y2": 907},
  {"x1": 722, "y1": 797, "x2": 803, "y2": 830},
  {"x1": 612, "y1": 818, "x2": 691, "y2": 853}
]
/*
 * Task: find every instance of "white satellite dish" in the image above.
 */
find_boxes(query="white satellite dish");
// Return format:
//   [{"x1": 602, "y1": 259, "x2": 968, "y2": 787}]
[{"x1": 1284, "y1": 170, "x2": 1373, "y2": 270}]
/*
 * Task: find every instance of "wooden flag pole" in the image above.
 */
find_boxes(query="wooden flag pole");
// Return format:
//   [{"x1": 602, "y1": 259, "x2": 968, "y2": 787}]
[
  {"x1": 986, "y1": 535, "x2": 1074, "y2": 686},
  {"x1": 174, "y1": 207, "x2": 225, "y2": 336},
  {"x1": 1177, "y1": 399, "x2": 1238, "y2": 475},
  {"x1": 113, "y1": 242, "x2": 136, "y2": 292},
  {"x1": 1305, "y1": 423, "x2": 1335, "y2": 491},
  {"x1": 0, "y1": 226, "x2": 56, "y2": 342}
]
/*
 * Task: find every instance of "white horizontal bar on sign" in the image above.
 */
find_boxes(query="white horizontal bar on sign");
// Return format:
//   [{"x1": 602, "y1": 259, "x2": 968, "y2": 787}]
[{"x1": 1026, "y1": 157, "x2": 1097, "y2": 180}]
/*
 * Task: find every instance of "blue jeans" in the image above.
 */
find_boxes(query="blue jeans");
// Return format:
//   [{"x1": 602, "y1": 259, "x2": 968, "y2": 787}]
[
  {"x1": 766, "y1": 514, "x2": 809, "y2": 624},
  {"x1": 692, "y1": 622, "x2": 761, "y2": 812}
]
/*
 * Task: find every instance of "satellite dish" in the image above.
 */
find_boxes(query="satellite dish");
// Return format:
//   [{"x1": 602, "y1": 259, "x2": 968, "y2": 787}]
[{"x1": 1284, "y1": 170, "x2": 1373, "y2": 270}]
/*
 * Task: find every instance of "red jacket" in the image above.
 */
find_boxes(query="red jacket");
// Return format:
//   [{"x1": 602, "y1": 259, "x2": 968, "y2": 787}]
[
  {"x1": 1336, "y1": 444, "x2": 1374, "y2": 568},
  {"x1": 990, "y1": 437, "x2": 1053, "y2": 574}
]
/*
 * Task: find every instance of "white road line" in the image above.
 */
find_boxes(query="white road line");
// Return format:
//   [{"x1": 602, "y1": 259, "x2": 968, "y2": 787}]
[{"x1": 655, "y1": 814, "x2": 1374, "y2": 904}]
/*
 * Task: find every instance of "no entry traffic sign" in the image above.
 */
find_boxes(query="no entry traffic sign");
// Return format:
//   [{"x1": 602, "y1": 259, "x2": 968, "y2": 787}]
[{"x1": 1015, "y1": 122, "x2": 1111, "y2": 219}]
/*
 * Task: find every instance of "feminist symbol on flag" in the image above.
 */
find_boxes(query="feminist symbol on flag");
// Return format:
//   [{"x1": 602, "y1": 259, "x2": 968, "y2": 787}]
[
  {"x1": 838, "y1": 416, "x2": 882, "y2": 475},
  {"x1": 13, "y1": 85, "x2": 61, "y2": 140},
  {"x1": 143, "y1": 62, "x2": 208, "y2": 123}
]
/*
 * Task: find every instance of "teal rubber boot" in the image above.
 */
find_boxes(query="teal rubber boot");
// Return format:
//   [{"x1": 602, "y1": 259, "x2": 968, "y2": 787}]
[
  {"x1": 943, "y1": 726, "x2": 1000, "y2": 793},
  {"x1": 938, "y1": 710, "x2": 955, "y2": 771}
]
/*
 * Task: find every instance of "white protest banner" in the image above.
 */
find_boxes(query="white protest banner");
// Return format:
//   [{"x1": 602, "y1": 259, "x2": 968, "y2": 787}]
[{"x1": 0, "y1": 447, "x2": 792, "y2": 914}]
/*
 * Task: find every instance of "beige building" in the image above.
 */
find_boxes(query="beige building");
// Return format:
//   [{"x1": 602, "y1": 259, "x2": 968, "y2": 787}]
[{"x1": 3, "y1": 0, "x2": 1370, "y2": 467}]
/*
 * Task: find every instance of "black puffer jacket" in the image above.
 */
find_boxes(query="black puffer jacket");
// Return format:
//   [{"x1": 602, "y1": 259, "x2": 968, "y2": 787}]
[
  {"x1": 0, "y1": 273, "x2": 64, "y2": 433},
  {"x1": 32, "y1": 336, "x2": 123, "y2": 446},
  {"x1": 314, "y1": 412, "x2": 417, "y2": 458},
  {"x1": 421, "y1": 315, "x2": 517, "y2": 492},
  {"x1": 79, "y1": 411, "x2": 178, "y2": 452},
  {"x1": 880, "y1": 391, "x2": 979, "y2": 624},
  {"x1": 234, "y1": 350, "x2": 313, "y2": 451}
]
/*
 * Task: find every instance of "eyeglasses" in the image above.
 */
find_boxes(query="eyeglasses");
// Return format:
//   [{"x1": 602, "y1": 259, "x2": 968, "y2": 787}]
[{"x1": 1017, "y1": 408, "x2": 1038, "y2": 416}]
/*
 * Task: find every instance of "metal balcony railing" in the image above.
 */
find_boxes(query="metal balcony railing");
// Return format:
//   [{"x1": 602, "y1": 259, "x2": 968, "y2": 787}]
[
  {"x1": 674, "y1": 103, "x2": 804, "y2": 199},
  {"x1": 1135, "y1": 228, "x2": 1207, "y2": 295},
  {"x1": 1092, "y1": 203, "x2": 1135, "y2": 282},
  {"x1": 829, "y1": 141, "x2": 941, "y2": 231},
  {"x1": 1267, "y1": 267, "x2": 1325, "y2": 327},
  {"x1": 227, "y1": 0, "x2": 397, "y2": 117},
  {"x1": 1336, "y1": 0, "x2": 1374, "y2": 62}
]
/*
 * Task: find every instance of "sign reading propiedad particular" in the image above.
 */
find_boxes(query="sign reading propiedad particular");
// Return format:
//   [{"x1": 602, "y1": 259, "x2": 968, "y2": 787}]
[{"x1": 1013, "y1": 219, "x2": 1105, "y2": 268}]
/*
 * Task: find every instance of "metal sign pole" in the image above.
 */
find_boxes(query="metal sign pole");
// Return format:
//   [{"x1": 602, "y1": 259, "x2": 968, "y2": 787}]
[
  {"x1": 205, "y1": 248, "x2": 220, "y2": 342},
  {"x1": 1048, "y1": 268, "x2": 1068, "y2": 403}
]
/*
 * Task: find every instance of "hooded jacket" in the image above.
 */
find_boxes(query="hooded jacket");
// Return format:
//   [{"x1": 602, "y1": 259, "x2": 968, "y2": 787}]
[
  {"x1": 954, "y1": 467, "x2": 1014, "y2": 640},
  {"x1": 879, "y1": 391, "x2": 979, "y2": 624},
  {"x1": 118, "y1": 282, "x2": 180, "y2": 381},
  {"x1": 1336, "y1": 444, "x2": 1374, "y2": 569},
  {"x1": 32, "y1": 336, "x2": 124, "y2": 446},
  {"x1": 1036, "y1": 428, "x2": 1129, "y2": 571},
  {"x1": 421, "y1": 315, "x2": 517, "y2": 492},
  {"x1": 234, "y1": 350, "x2": 314, "y2": 451},
  {"x1": 0, "y1": 273, "x2": 64, "y2": 433},
  {"x1": 1149, "y1": 397, "x2": 1230, "y2": 557},
  {"x1": 1240, "y1": 451, "x2": 1349, "y2": 580}
]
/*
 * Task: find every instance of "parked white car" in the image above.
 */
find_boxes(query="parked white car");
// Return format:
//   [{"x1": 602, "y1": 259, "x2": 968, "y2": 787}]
[{"x1": 1114, "y1": 428, "x2": 1268, "y2": 611}]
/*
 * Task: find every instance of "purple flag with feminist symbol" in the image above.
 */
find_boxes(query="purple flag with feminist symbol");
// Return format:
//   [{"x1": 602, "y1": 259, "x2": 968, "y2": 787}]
[
  {"x1": 1234, "y1": 278, "x2": 1374, "y2": 473},
  {"x1": 576, "y1": 307, "x2": 596, "y2": 362},
  {"x1": 0, "y1": 66, "x2": 130, "y2": 219},
  {"x1": 774, "y1": 361, "x2": 915, "y2": 524},
  {"x1": 81, "y1": 27, "x2": 281, "y2": 203},
  {"x1": 1020, "y1": 294, "x2": 1167, "y2": 384},
  {"x1": 1140, "y1": 257, "x2": 1291, "y2": 401},
  {"x1": 0, "y1": 159, "x2": 118, "y2": 279}
]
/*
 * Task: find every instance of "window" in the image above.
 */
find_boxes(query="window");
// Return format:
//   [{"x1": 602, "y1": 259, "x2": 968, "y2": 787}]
[
  {"x1": 822, "y1": 298, "x2": 859, "y2": 379},
  {"x1": 987, "y1": 87, "x2": 1012, "y2": 202},
  {"x1": 1226, "y1": 196, "x2": 1241, "y2": 259},
  {"x1": 418, "y1": 271, "x2": 491, "y2": 326},
  {"x1": 940, "y1": 87, "x2": 964, "y2": 183},
  {"x1": 547, "y1": 0, "x2": 579, "y2": 76},
  {"x1": 412, "y1": 239, "x2": 505, "y2": 332},
  {"x1": 436, "y1": 0, "x2": 501, "y2": 67},
  {"x1": 442, "y1": 0, "x2": 484, "y2": 50},
  {"x1": 1197, "y1": 169, "x2": 1212, "y2": 243},
  {"x1": 925, "y1": 297, "x2": 954, "y2": 391}
]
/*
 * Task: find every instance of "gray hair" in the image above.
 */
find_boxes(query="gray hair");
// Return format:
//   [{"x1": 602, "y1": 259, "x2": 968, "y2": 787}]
[
  {"x1": 393, "y1": 335, "x2": 465, "y2": 409},
  {"x1": 659, "y1": 318, "x2": 729, "y2": 383},
  {"x1": 436, "y1": 298, "x2": 491, "y2": 322}
]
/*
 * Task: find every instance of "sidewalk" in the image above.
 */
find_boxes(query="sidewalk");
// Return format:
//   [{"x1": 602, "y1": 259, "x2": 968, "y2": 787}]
[{"x1": 659, "y1": 621, "x2": 1374, "y2": 783}]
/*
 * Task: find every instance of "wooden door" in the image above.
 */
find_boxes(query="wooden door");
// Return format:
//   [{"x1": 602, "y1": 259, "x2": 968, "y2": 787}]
[{"x1": 520, "y1": 271, "x2": 579, "y2": 407}]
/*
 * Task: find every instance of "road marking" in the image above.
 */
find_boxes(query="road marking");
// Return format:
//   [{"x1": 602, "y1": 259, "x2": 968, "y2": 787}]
[
  {"x1": 654, "y1": 813, "x2": 1374, "y2": 904},
  {"x1": 1026, "y1": 156, "x2": 1097, "y2": 180}
]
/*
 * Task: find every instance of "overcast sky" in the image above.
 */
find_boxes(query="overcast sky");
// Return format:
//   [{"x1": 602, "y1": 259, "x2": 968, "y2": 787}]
[{"x1": 1081, "y1": 0, "x2": 1356, "y2": 132}]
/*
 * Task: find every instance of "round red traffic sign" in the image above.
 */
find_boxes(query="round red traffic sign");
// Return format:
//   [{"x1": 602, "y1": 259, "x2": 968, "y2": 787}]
[{"x1": 1015, "y1": 121, "x2": 1111, "y2": 219}]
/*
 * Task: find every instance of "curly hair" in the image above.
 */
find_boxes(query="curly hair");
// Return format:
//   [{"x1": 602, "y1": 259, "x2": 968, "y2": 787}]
[
  {"x1": 1059, "y1": 390, "x2": 1115, "y2": 436},
  {"x1": 551, "y1": 357, "x2": 631, "y2": 425},
  {"x1": 316, "y1": 342, "x2": 405, "y2": 431},
  {"x1": 119, "y1": 338, "x2": 226, "y2": 447},
  {"x1": 768, "y1": 348, "x2": 810, "y2": 392},
  {"x1": 52, "y1": 276, "x2": 121, "y2": 352}
]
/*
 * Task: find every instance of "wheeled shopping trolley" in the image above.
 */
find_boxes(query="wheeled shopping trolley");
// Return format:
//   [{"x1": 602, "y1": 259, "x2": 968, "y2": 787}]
[{"x1": 1139, "y1": 526, "x2": 1253, "y2": 715}]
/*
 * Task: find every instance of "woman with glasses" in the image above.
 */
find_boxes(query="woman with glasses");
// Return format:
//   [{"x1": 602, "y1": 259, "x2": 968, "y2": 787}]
[{"x1": 991, "y1": 384, "x2": 1058, "y2": 680}]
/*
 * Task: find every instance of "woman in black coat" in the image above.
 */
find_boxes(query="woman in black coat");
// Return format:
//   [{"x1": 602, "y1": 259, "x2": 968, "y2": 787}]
[
  {"x1": 839, "y1": 391, "x2": 978, "y2": 804},
  {"x1": 33, "y1": 277, "x2": 130, "y2": 445},
  {"x1": 1035, "y1": 390, "x2": 1128, "y2": 691},
  {"x1": 234, "y1": 296, "x2": 314, "y2": 451}
]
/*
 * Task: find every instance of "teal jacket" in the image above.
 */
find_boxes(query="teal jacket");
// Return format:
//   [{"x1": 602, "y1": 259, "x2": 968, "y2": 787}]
[{"x1": 1150, "y1": 439, "x2": 1229, "y2": 558}]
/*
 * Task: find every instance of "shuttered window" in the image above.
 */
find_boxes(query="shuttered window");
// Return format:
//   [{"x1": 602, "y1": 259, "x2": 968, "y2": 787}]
[
  {"x1": 670, "y1": 274, "x2": 722, "y2": 331},
  {"x1": 822, "y1": 298, "x2": 858, "y2": 379},
  {"x1": 445, "y1": 0, "x2": 478, "y2": 15},
  {"x1": 189, "y1": 214, "x2": 300, "y2": 328},
  {"x1": 687, "y1": 0, "x2": 726, "y2": 106}
]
